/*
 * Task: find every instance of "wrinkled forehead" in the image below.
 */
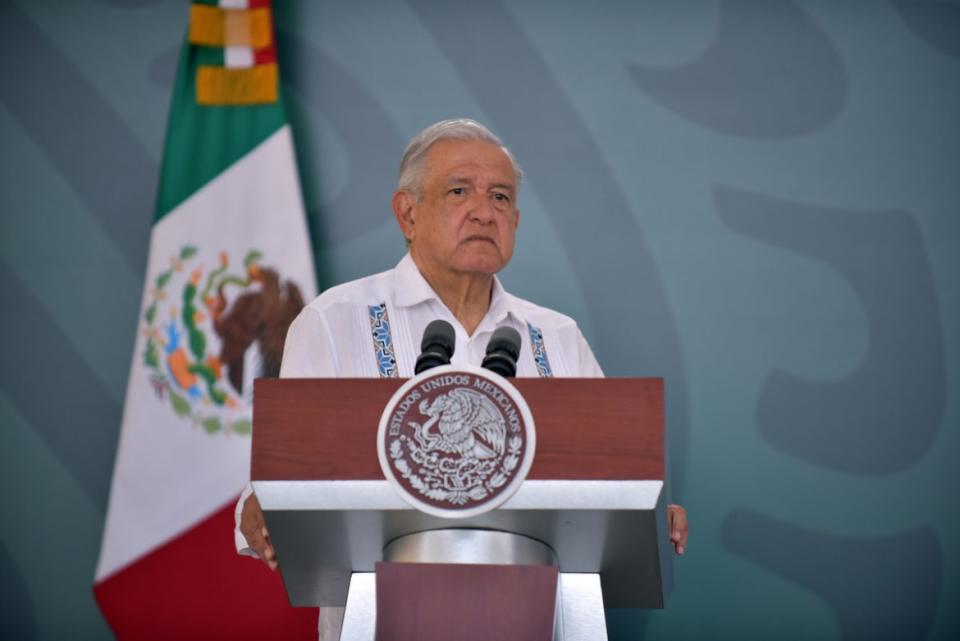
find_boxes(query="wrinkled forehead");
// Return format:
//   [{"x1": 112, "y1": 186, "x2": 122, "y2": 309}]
[{"x1": 423, "y1": 139, "x2": 519, "y2": 187}]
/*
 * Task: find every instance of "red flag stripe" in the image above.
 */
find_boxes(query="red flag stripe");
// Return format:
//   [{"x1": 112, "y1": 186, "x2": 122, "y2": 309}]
[{"x1": 94, "y1": 499, "x2": 317, "y2": 640}]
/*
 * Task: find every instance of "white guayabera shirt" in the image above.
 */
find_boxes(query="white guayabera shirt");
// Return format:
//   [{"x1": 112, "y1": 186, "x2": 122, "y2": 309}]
[
  {"x1": 233, "y1": 253, "x2": 604, "y2": 635},
  {"x1": 277, "y1": 252, "x2": 604, "y2": 380}
]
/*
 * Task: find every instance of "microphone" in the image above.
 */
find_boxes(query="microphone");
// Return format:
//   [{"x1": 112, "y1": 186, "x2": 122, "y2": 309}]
[
  {"x1": 415, "y1": 319, "x2": 456, "y2": 374},
  {"x1": 482, "y1": 326, "x2": 522, "y2": 378}
]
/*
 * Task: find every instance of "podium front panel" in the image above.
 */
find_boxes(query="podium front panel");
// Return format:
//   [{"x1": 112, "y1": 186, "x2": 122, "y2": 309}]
[{"x1": 252, "y1": 377, "x2": 672, "y2": 609}]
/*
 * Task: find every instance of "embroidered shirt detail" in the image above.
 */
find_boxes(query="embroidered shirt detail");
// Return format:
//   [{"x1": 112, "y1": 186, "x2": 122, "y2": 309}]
[
  {"x1": 368, "y1": 302, "x2": 398, "y2": 378},
  {"x1": 527, "y1": 322, "x2": 554, "y2": 378}
]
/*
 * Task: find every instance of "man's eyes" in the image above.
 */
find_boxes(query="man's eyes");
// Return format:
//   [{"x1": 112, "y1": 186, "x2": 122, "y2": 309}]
[{"x1": 447, "y1": 188, "x2": 511, "y2": 203}]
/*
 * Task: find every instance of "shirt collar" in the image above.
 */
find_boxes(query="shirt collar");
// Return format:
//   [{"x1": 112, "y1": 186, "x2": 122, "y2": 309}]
[
  {"x1": 485, "y1": 275, "x2": 514, "y2": 327},
  {"x1": 392, "y1": 252, "x2": 437, "y2": 309},
  {"x1": 392, "y1": 253, "x2": 521, "y2": 328}
]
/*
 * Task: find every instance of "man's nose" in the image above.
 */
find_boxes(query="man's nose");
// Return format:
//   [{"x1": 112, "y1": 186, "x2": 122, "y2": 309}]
[{"x1": 468, "y1": 193, "x2": 497, "y2": 223}]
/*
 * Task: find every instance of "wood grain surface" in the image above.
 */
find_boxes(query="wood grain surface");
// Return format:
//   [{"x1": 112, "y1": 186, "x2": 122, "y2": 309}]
[{"x1": 251, "y1": 377, "x2": 663, "y2": 481}]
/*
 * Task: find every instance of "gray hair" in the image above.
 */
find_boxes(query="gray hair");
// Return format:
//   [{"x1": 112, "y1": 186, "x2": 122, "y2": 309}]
[{"x1": 397, "y1": 118, "x2": 523, "y2": 197}]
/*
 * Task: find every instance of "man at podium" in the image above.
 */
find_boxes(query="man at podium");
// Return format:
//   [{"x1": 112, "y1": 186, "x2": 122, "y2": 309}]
[{"x1": 235, "y1": 118, "x2": 687, "y2": 632}]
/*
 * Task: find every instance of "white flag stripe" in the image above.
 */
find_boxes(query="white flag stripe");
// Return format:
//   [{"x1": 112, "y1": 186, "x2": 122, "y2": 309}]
[{"x1": 95, "y1": 126, "x2": 315, "y2": 581}]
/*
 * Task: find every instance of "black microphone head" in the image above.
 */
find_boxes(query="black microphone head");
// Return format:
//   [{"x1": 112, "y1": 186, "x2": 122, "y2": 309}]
[
  {"x1": 487, "y1": 326, "x2": 521, "y2": 360},
  {"x1": 482, "y1": 325, "x2": 522, "y2": 378},
  {"x1": 420, "y1": 319, "x2": 455, "y2": 357},
  {"x1": 416, "y1": 319, "x2": 456, "y2": 374}
]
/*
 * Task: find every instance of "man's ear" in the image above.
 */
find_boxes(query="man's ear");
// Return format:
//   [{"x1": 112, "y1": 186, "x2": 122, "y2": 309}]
[{"x1": 392, "y1": 190, "x2": 416, "y2": 241}]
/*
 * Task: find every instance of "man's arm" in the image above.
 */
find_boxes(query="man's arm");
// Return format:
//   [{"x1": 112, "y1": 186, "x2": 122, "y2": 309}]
[
  {"x1": 573, "y1": 325, "x2": 604, "y2": 377},
  {"x1": 237, "y1": 489, "x2": 278, "y2": 569},
  {"x1": 235, "y1": 306, "x2": 339, "y2": 569},
  {"x1": 668, "y1": 504, "x2": 688, "y2": 555},
  {"x1": 573, "y1": 325, "x2": 688, "y2": 555}
]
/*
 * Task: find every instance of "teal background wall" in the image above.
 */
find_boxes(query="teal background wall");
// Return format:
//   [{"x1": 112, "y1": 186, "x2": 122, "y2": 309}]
[{"x1": 1, "y1": 0, "x2": 958, "y2": 638}]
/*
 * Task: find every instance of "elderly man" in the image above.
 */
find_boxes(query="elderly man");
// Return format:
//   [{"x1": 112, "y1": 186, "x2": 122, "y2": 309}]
[{"x1": 236, "y1": 119, "x2": 687, "y2": 628}]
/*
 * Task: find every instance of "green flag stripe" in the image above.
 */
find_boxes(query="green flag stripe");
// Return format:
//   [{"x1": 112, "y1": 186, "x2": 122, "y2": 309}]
[{"x1": 152, "y1": 38, "x2": 286, "y2": 222}]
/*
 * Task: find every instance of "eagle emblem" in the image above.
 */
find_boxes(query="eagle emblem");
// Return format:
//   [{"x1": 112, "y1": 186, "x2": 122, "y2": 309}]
[
  {"x1": 378, "y1": 366, "x2": 536, "y2": 518},
  {"x1": 413, "y1": 389, "x2": 506, "y2": 460},
  {"x1": 141, "y1": 245, "x2": 303, "y2": 435}
]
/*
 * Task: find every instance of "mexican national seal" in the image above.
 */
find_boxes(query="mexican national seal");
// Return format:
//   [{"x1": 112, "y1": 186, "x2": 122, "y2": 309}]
[{"x1": 377, "y1": 364, "x2": 536, "y2": 518}]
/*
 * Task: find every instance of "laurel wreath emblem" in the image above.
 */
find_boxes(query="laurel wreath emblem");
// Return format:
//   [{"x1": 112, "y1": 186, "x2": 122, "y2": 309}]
[{"x1": 389, "y1": 434, "x2": 523, "y2": 506}]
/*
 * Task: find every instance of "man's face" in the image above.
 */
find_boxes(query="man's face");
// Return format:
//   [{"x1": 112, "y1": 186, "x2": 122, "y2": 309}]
[{"x1": 395, "y1": 139, "x2": 520, "y2": 278}]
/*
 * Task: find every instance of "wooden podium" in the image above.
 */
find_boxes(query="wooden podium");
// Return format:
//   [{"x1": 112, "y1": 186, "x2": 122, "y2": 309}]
[{"x1": 252, "y1": 377, "x2": 672, "y2": 640}]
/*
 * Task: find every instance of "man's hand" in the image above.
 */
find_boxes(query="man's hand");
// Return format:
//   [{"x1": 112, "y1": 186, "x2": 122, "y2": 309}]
[
  {"x1": 240, "y1": 493, "x2": 278, "y2": 570},
  {"x1": 668, "y1": 504, "x2": 688, "y2": 555}
]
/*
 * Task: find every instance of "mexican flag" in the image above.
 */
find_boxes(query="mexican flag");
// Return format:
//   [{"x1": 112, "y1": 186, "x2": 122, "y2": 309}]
[{"x1": 94, "y1": 1, "x2": 318, "y2": 637}]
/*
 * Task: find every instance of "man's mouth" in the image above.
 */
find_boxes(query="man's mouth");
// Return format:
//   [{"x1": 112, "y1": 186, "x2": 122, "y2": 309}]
[{"x1": 463, "y1": 235, "x2": 496, "y2": 245}]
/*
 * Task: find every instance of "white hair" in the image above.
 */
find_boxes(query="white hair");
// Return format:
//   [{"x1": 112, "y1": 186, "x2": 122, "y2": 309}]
[{"x1": 397, "y1": 118, "x2": 523, "y2": 197}]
